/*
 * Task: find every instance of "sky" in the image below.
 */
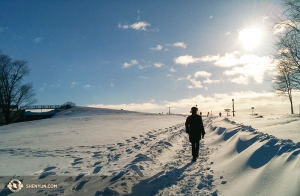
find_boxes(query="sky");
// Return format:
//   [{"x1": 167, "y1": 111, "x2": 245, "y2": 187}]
[{"x1": 1, "y1": 0, "x2": 300, "y2": 115}]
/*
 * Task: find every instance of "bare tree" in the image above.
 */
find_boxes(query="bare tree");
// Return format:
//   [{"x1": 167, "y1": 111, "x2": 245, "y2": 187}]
[
  {"x1": 272, "y1": 58, "x2": 296, "y2": 114},
  {"x1": 271, "y1": 0, "x2": 300, "y2": 114},
  {"x1": 0, "y1": 53, "x2": 36, "y2": 125}
]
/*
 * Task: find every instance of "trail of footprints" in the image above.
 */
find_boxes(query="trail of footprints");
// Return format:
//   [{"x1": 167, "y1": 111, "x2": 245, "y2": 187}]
[{"x1": 33, "y1": 120, "x2": 219, "y2": 195}]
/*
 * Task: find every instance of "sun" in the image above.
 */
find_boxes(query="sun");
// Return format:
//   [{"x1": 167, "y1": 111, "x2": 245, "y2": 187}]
[{"x1": 239, "y1": 29, "x2": 262, "y2": 51}]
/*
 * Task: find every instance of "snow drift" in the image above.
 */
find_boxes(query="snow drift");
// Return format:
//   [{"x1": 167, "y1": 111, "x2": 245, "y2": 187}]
[{"x1": 0, "y1": 107, "x2": 299, "y2": 196}]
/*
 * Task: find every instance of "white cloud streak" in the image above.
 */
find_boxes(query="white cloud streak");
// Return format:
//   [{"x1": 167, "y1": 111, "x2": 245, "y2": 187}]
[
  {"x1": 150, "y1": 45, "x2": 163, "y2": 50},
  {"x1": 71, "y1": 82, "x2": 78, "y2": 88},
  {"x1": 173, "y1": 42, "x2": 187, "y2": 48},
  {"x1": 194, "y1": 71, "x2": 211, "y2": 78},
  {"x1": 170, "y1": 68, "x2": 176, "y2": 72},
  {"x1": 177, "y1": 75, "x2": 203, "y2": 88},
  {"x1": 154, "y1": 63, "x2": 164, "y2": 68},
  {"x1": 34, "y1": 37, "x2": 43, "y2": 43},
  {"x1": 83, "y1": 84, "x2": 91, "y2": 89},
  {"x1": 122, "y1": 59, "x2": 138, "y2": 68},
  {"x1": 118, "y1": 21, "x2": 151, "y2": 31}
]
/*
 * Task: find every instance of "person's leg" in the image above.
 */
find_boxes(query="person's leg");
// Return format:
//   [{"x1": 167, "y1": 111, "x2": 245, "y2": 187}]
[
  {"x1": 195, "y1": 142, "x2": 199, "y2": 158},
  {"x1": 191, "y1": 142, "x2": 195, "y2": 158}
]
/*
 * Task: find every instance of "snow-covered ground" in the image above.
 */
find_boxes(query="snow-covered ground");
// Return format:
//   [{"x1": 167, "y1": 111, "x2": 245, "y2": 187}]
[{"x1": 0, "y1": 107, "x2": 300, "y2": 196}]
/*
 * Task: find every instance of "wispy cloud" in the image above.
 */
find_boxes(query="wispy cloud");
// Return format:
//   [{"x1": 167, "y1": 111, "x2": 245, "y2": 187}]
[
  {"x1": 177, "y1": 75, "x2": 203, "y2": 88},
  {"x1": 139, "y1": 76, "x2": 149, "y2": 79},
  {"x1": 40, "y1": 83, "x2": 47, "y2": 91},
  {"x1": 203, "y1": 78, "x2": 221, "y2": 84},
  {"x1": 111, "y1": 83, "x2": 114, "y2": 87},
  {"x1": 150, "y1": 45, "x2": 163, "y2": 51},
  {"x1": 118, "y1": 21, "x2": 151, "y2": 31},
  {"x1": 173, "y1": 55, "x2": 201, "y2": 66},
  {"x1": 173, "y1": 42, "x2": 187, "y2": 49},
  {"x1": 0, "y1": 27, "x2": 8, "y2": 32},
  {"x1": 71, "y1": 82, "x2": 78, "y2": 88},
  {"x1": 225, "y1": 31, "x2": 231, "y2": 35},
  {"x1": 83, "y1": 84, "x2": 91, "y2": 89},
  {"x1": 154, "y1": 62, "x2": 164, "y2": 68},
  {"x1": 131, "y1": 21, "x2": 150, "y2": 30},
  {"x1": 122, "y1": 59, "x2": 138, "y2": 68},
  {"x1": 194, "y1": 71, "x2": 211, "y2": 78},
  {"x1": 170, "y1": 68, "x2": 176, "y2": 72},
  {"x1": 209, "y1": 15, "x2": 213, "y2": 19},
  {"x1": 33, "y1": 37, "x2": 43, "y2": 43}
]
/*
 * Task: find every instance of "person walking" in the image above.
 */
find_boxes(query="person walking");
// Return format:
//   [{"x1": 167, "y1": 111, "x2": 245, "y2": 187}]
[{"x1": 185, "y1": 107, "x2": 206, "y2": 162}]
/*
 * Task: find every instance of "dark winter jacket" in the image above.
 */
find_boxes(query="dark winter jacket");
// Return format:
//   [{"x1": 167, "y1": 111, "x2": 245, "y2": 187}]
[{"x1": 185, "y1": 114, "x2": 205, "y2": 142}]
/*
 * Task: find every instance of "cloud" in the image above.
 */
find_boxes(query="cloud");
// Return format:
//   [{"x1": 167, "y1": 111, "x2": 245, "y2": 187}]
[
  {"x1": 150, "y1": 45, "x2": 163, "y2": 51},
  {"x1": 0, "y1": 27, "x2": 8, "y2": 32},
  {"x1": 131, "y1": 21, "x2": 150, "y2": 30},
  {"x1": 111, "y1": 83, "x2": 114, "y2": 87},
  {"x1": 225, "y1": 31, "x2": 231, "y2": 35},
  {"x1": 154, "y1": 62, "x2": 164, "y2": 68},
  {"x1": 209, "y1": 15, "x2": 213, "y2": 19},
  {"x1": 170, "y1": 68, "x2": 176, "y2": 72},
  {"x1": 89, "y1": 91, "x2": 300, "y2": 115},
  {"x1": 71, "y1": 82, "x2": 78, "y2": 88},
  {"x1": 177, "y1": 75, "x2": 203, "y2": 88},
  {"x1": 150, "y1": 28, "x2": 160, "y2": 32},
  {"x1": 83, "y1": 84, "x2": 91, "y2": 88},
  {"x1": 194, "y1": 71, "x2": 211, "y2": 78},
  {"x1": 138, "y1": 65, "x2": 144, "y2": 69},
  {"x1": 175, "y1": 52, "x2": 275, "y2": 84},
  {"x1": 203, "y1": 78, "x2": 221, "y2": 84},
  {"x1": 204, "y1": 52, "x2": 275, "y2": 84},
  {"x1": 198, "y1": 52, "x2": 241, "y2": 67},
  {"x1": 139, "y1": 76, "x2": 149, "y2": 79},
  {"x1": 122, "y1": 59, "x2": 138, "y2": 68},
  {"x1": 39, "y1": 83, "x2": 47, "y2": 91},
  {"x1": 118, "y1": 21, "x2": 151, "y2": 31},
  {"x1": 173, "y1": 42, "x2": 187, "y2": 49},
  {"x1": 223, "y1": 58, "x2": 273, "y2": 84},
  {"x1": 167, "y1": 74, "x2": 172, "y2": 77},
  {"x1": 174, "y1": 55, "x2": 201, "y2": 66},
  {"x1": 33, "y1": 37, "x2": 43, "y2": 43}
]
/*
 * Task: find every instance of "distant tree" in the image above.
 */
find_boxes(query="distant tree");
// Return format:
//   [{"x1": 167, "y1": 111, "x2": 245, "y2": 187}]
[{"x1": 0, "y1": 52, "x2": 36, "y2": 125}]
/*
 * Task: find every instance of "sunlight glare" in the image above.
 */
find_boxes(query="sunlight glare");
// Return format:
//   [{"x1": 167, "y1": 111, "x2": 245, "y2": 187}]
[{"x1": 239, "y1": 29, "x2": 262, "y2": 51}]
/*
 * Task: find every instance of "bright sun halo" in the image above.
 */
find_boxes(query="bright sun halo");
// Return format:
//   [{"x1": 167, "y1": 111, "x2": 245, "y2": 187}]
[{"x1": 239, "y1": 29, "x2": 262, "y2": 50}]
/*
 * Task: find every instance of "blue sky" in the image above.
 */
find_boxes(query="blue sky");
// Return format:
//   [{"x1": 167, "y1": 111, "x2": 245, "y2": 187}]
[{"x1": 1, "y1": 0, "x2": 299, "y2": 114}]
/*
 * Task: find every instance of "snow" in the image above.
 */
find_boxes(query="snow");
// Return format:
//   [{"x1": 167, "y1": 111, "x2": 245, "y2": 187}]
[{"x1": 0, "y1": 106, "x2": 300, "y2": 195}]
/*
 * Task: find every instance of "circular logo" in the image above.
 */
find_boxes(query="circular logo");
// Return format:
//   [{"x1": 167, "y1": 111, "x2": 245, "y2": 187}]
[{"x1": 7, "y1": 179, "x2": 24, "y2": 193}]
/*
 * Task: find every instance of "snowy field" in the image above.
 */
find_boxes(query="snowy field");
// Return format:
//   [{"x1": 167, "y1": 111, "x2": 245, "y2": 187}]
[{"x1": 0, "y1": 107, "x2": 300, "y2": 196}]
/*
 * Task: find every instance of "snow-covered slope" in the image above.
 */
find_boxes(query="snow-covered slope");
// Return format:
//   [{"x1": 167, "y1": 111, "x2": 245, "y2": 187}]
[{"x1": 0, "y1": 107, "x2": 300, "y2": 196}]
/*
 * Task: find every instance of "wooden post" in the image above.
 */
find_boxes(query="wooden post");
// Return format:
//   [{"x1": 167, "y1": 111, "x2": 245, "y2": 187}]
[{"x1": 232, "y1": 99, "x2": 235, "y2": 117}]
